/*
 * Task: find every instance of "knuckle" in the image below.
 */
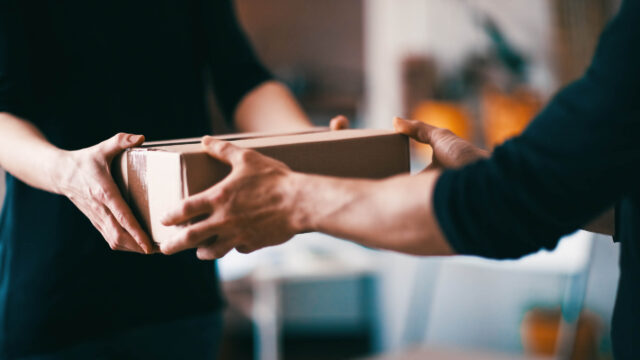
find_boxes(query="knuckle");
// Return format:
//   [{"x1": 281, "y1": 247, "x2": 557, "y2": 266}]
[
  {"x1": 106, "y1": 232, "x2": 123, "y2": 250},
  {"x1": 212, "y1": 187, "x2": 231, "y2": 204},
  {"x1": 159, "y1": 243, "x2": 174, "y2": 254},
  {"x1": 113, "y1": 232, "x2": 127, "y2": 247},
  {"x1": 183, "y1": 228, "x2": 199, "y2": 244},
  {"x1": 197, "y1": 248, "x2": 214, "y2": 260},
  {"x1": 215, "y1": 141, "x2": 230, "y2": 154},
  {"x1": 239, "y1": 149, "x2": 254, "y2": 162},
  {"x1": 181, "y1": 201, "x2": 194, "y2": 215},
  {"x1": 115, "y1": 132, "x2": 128, "y2": 142},
  {"x1": 438, "y1": 128, "x2": 454, "y2": 137}
]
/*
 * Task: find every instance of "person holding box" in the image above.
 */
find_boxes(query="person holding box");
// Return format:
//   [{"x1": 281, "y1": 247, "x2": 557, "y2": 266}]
[
  {"x1": 161, "y1": 1, "x2": 637, "y2": 358},
  {"x1": 0, "y1": 0, "x2": 347, "y2": 358}
]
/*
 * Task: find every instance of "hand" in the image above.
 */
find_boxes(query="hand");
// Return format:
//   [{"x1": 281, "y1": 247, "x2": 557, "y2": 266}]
[
  {"x1": 53, "y1": 133, "x2": 153, "y2": 254},
  {"x1": 393, "y1": 117, "x2": 489, "y2": 169},
  {"x1": 159, "y1": 137, "x2": 301, "y2": 259},
  {"x1": 330, "y1": 115, "x2": 350, "y2": 130}
]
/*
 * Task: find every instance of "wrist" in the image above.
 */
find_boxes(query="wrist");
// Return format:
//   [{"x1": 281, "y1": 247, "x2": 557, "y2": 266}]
[
  {"x1": 286, "y1": 172, "x2": 316, "y2": 233},
  {"x1": 47, "y1": 149, "x2": 74, "y2": 196}
]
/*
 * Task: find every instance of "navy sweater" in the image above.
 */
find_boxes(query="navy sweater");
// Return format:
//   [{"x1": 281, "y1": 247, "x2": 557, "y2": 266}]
[{"x1": 434, "y1": 1, "x2": 640, "y2": 358}]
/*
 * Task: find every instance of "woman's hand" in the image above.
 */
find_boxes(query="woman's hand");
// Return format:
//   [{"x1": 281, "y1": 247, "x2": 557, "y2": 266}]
[
  {"x1": 159, "y1": 137, "x2": 302, "y2": 260},
  {"x1": 330, "y1": 115, "x2": 350, "y2": 130},
  {"x1": 393, "y1": 117, "x2": 489, "y2": 169},
  {"x1": 53, "y1": 133, "x2": 153, "y2": 254}
]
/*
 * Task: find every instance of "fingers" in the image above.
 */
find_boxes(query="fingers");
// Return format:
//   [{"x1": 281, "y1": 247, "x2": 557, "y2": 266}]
[
  {"x1": 161, "y1": 192, "x2": 213, "y2": 226},
  {"x1": 100, "y1": 181, "x2": 153, "y2": 254},
  {"x1": 98, "y1": 133, "x2": 145, "y2": 161},
  {"x1": 202, "y1": 137, "x2": 249, "y2": 166},
  {"x1": 393, "y1": 117, "x2": 435, "y2": 144},
  {"x1": 330, "y1": 115, "x2": 350, "y2": 130},
  {"x1": 102, "y1": 209, "x2": 146, "y2": 252},
  {"x1": 83, "y1": 201, "x2": 144, "y2": 253},
  {"x1": 196, "y1": 237, "x2": 236, "y2": 260},
  {"x1": 160, "y1": 218, "x2": 221, "y2": 255}
]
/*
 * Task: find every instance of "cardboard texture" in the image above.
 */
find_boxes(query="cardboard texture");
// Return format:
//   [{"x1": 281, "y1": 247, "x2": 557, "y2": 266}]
[{"x1": 113, "y1": 128, "x2": 410, "y2": 243}]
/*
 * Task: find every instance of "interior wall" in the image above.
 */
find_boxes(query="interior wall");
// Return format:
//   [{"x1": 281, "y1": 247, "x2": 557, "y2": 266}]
[
  {"x1": 235, "y1": 0, "x2": 363, "y2": 84},
  {"x1": 364, "y1": 0, "x2": 554, "y2": 129},
  {"x1": 235, "y1": 0, "x2": 364, "y2": 122}
]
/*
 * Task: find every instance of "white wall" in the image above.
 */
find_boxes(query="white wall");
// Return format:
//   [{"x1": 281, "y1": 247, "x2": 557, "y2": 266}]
[
  {"x1": 583, "y1": 234, "x2": 621, "y2": 338},
  {"x1": 376, "y1": 232, "x2": 620, "y2": 355},
  {"x1": 364, "y1": 0, "x2": 555, "y2": 129},
  {"x1": 364, "y1": 1, "x2": 558, "y2": 353}
]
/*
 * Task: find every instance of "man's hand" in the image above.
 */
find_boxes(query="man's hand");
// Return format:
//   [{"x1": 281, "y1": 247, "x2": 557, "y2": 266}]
[
  {"x1": 160, "y1": 137, "x2": 302, "y2": 260},
  {"x1": 393, "y1": 117, "x2": 489, "y2": 169},
  {"x1": 54, "y1": 133, "x2": 153, "y2": 254}
]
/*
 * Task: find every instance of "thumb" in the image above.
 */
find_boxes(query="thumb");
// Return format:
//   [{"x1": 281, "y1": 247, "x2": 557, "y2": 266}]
[
  {"x1": 202, "y1": 137, "x2": 246, "y2": 166},
  {"x1": 330, "y1": 115, "x2": 350, "y2": 131},
  {"x1": 393, "y1": 117, "x2": 436, "y2": 144},
  {"x1": 99, "y1": 133, "x2": 145, "y2": 160}
]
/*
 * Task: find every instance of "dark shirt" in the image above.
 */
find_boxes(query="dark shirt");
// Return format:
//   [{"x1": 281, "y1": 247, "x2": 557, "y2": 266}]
[
  {"x1": 433, "y1": 1, "x2": 640, "y2": 358},
  {"x1": 0, "y1": 0, "x2": 271, "y2": 357}
]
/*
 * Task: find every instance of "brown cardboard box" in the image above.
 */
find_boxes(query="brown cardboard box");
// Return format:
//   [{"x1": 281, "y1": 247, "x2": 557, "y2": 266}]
[{"x1": 113, "y1": 129, "x2": 409, "y2": 243}]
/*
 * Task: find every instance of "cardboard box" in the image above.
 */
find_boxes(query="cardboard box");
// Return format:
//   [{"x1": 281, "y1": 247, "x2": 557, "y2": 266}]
[{"x1": 113, "y1": 129, "x2": 410, "y2": 243}]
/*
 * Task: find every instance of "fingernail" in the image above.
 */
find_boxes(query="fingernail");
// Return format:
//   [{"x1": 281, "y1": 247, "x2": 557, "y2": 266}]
[
  {"x1": 128, "y1": 134, "x2": 142, "y2": 144},
  {"x1": 202, "y1": 136, "x2": 213, "y2": 146}
]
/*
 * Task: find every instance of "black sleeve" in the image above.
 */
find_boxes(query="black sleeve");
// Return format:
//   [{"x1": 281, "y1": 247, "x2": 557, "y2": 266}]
[
  {"x1": 433, "y1": 0, "x2": 640, "y2": 260},
  {"x1": 0, "y1": 1, "x2": 10, "y2": 113},
  {"x1": 202, "y1": 0, "x2": 273, "y2": 123}
]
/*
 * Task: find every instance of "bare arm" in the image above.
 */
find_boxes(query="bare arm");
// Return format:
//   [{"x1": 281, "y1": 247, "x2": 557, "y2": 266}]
[
  {"x1": 0, "y1": 112, "x2": 153, "y2": 253},
  {"x1": 0, "y1": 112, "x2": 65, "y2": 193},
  {"x1": 291, "y1": 171, "x2": 453, "y2": 256},
  {"x1": 394, "y1": 117, "x2": 615, "y2": 237},
  {"x1": 234, "y1": 81, "x2": 312, "y2": 133},
  {"x1": 159, "y1": 115, "x2": 616, "y2": 259},
  {"x1": 159, "y1": 137, "x2": 452, "y2": 258}
]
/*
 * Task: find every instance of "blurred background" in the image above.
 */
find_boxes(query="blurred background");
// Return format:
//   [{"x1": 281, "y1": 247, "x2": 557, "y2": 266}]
[{"x1": 0, "y1": 0, "x2": 623, "y2": 359}]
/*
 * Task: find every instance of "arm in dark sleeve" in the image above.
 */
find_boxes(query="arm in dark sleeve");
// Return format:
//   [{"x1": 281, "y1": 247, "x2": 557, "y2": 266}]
[
  {"x1": 433, "y1": 0, "x2": 640, "y2": 260},
  {"x1": 202, "y1": 0, "x2": 273, "y2": 122}
]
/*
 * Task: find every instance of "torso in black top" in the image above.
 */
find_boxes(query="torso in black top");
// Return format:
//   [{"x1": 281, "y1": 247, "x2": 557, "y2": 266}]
[
  {"x1": 0, "y1": 0, "x2": 271, "y2": 357},
  {"x1": 611, "y1": 195, "x2": 640, "y2": 358},
  {"x1": 433, "y1": 1, "x2": 640, "y2": 358}
]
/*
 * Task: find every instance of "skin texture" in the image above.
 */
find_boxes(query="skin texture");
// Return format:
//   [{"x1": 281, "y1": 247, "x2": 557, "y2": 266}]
[
  {"x1": 0, "y1": 80, "x2": 319, "y2": 254},
  {"x1": 162, "y1": 116, "x2": 613, "y2": 260},
  {"x1": 0, "y1": 113, "x2": 152, "y2": 253},
  {"x1": 391, "y1": 117, "x2": 490, "y2": 169},
  {"x1": 394, "y1": 117, "x2": 613, "y2": 236},
  {"x1": 160, "y1": 117, "x2": 467, "y2": 259}
]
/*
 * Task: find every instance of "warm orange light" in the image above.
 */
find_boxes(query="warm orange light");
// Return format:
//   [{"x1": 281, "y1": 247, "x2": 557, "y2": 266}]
[{"x1": 482, "y1": 88, "x2": 542, "y2": 149}]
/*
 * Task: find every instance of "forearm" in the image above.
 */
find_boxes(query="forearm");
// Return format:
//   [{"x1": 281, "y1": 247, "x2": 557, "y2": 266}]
[
  {"x1": 0, "y1": 112, "x2": 65, "y2": 194},
  {"x1": 234, "y1": 81, "x2": 312, "y2": 133},
  {"x1": 291, "y1": 171, "x2": 454, "y2": 256}
]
